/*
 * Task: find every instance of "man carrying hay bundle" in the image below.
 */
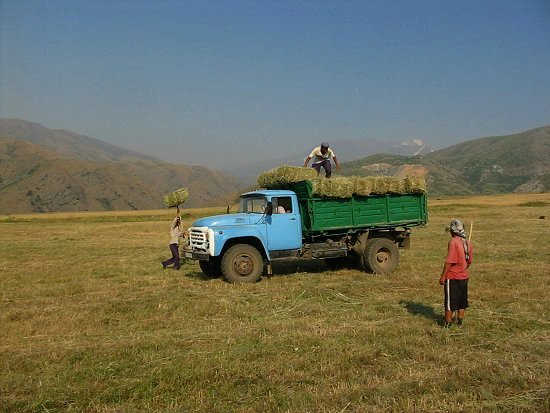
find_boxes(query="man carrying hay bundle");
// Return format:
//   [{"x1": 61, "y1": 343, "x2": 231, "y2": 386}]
[
  {"x1": 304, "y1": 142, "x2": 341, "y2": 178},
  {"x1": 161, "y1": 188, "x2": 189, "y2": 270}
]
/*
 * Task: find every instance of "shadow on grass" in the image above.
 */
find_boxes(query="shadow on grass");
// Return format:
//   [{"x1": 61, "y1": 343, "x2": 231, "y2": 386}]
[
  {"x1": 182, "y1": 258, "x2": 331, "y2": 282},
  {"x1": 271, "y1": 258, "x2": 329, "y2": 275},
  {"x1": 400, "y1": 300, "x2": 442, "y2": 325}
]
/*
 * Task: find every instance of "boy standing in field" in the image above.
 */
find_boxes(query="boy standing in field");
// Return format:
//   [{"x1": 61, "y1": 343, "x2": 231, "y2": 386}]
[{"x1": 439, "y1": 218, "x2": 473, "y2": 328}]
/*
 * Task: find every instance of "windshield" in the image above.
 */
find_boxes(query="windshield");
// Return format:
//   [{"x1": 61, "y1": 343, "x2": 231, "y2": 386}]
[{"x1": 239, "y1": 195, "x2": 268, "y2": 214}]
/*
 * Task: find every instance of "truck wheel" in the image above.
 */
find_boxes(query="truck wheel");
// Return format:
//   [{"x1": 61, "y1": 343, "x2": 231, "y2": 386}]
[
  {"x1": 221, "y1": 244, "x2": 264, "y2": 283},
  {"x1": 362, "y1": 238, "x2": 399, "y2": 275},
  {"x1": 199, "y1": 258, "x2": 221, "y2": 278}
]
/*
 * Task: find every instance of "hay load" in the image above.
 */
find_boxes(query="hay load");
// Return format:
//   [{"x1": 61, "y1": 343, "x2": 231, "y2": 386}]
[
  {"x1": 257, "y1": 165, "x2": 318, "y2": 188},
  {"x1": 163, "y1": 187, "x2": 189, "y2": 208},
  {"x1": 257, "y1": 166, "x2": 426, "y2": 198},
  {"x1": 404, "y1": 176, "x2": 427, "y2": 194},
  {"x1": 370, "y1": 176, "x2": 406, "y2": 195},
  {"x1": 312, "y1": 177, "x2": 354, "y2": 198}
]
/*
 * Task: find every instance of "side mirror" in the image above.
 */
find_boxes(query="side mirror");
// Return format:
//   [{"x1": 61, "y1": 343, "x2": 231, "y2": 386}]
[{"x1": 265, "y1": 201, "x2": 273, "y2": 216}]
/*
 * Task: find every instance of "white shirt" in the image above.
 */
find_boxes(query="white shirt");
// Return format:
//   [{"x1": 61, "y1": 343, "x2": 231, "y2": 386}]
[
  {"x1": 309, "y1": 146, "x2": 335, "y2": 164},
  {"x1": 170, "y1": 218, "x2": 183, "y2": 244}
]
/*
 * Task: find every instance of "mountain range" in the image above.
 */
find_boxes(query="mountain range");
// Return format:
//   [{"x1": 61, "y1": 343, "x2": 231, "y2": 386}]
[
  {"x1": 0, "y1": 119, "x2": 548, "y2": 213},
  {"x1": 342, "y1": 126, "x2": 549, "y2": 196},
  {"x1": 0, "y1": 120, "x2": 242, "y2": 213}
]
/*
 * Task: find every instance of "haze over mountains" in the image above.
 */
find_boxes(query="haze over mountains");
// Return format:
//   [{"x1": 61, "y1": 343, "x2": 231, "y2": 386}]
[{"x1": 0, "y1": 119, "x2": 548, "y2": 213}]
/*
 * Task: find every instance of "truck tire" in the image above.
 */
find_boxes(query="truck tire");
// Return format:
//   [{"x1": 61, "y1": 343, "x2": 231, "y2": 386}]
[
  {"x1": 221, "y1": 244, "x2": 264, "y2": 283},
  {"x1": 362, "y1": 238, "x2": 399, "y2": 275},
  {"x1": 199, "y1": 258, "x2": 221, "y2": 278}
]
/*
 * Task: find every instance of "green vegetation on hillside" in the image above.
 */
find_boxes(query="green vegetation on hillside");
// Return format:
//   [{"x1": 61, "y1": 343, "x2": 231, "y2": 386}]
[{"x1": 339, "y1": 125, "x2": 549, "y2": 196}]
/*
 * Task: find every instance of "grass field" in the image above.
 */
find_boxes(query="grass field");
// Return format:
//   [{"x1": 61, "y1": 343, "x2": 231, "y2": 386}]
[{"x1": 1, "y1": 193, "x2": 549, "y2": 412}]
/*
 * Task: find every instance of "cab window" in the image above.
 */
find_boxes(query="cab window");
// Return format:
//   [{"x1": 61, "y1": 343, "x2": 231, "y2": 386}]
[
  {"x1": 239, "y1": 196, "x2": 267, "y2": 214},
  {"x1": 273, "y1": 196, "x2": 292, "y2": 213}
]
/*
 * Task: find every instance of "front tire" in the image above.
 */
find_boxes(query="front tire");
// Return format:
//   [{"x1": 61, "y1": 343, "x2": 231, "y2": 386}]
[
  {"x1": 221, "y1": 244, "x2": 264, "y2": 283},
  {"x1": 362, "y1": 238, "x2": 399, "y2": 274}
]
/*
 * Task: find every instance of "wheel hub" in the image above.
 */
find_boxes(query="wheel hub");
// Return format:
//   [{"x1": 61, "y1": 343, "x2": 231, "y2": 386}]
[
  {"x1": 376, "y1": 250, "x2": 390, "y2": 265},
  {"x1": 234, "y1": 255, "x2": 253, "y2": 276}
]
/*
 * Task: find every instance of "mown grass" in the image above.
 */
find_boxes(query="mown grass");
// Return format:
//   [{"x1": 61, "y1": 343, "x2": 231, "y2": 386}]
[{"x1": 1, "y1": 193, "x2": 549, "y2": 412}]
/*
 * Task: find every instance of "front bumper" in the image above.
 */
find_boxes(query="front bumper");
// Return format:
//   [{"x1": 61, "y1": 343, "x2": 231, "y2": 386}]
[{"x1": 183, "y1": 248, "x2": 210, "y2": 261}]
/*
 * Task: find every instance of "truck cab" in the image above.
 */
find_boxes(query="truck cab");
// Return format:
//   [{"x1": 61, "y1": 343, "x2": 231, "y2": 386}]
[{"x1": 185, "y1": 190, "x2": 302, "y2": 282}]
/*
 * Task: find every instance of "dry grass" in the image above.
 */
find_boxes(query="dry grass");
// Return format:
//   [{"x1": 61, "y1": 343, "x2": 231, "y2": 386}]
[{"x1": 1, "y1": 193, "x2": 549, "y2": 412}]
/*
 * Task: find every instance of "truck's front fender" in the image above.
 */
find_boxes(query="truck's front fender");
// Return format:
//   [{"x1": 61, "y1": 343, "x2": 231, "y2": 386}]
[{"x1": 212, "y1": 226, "x2": 270, "y2": 260}]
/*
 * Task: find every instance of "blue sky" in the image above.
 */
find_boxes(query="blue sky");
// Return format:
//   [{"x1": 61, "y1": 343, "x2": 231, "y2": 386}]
[{"x1": 1, "y1": 0, "x2": 549, "y2": 167}]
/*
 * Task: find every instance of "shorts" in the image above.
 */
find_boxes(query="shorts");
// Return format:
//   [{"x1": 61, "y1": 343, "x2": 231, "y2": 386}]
[{"x1": 444, "y1": 279, "x2": 469, "y2": 311}]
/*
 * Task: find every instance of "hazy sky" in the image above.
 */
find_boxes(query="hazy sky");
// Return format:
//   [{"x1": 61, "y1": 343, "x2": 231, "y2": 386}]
[{"x1": 1, "y1": 0, "x2": 549, "y2": 168}]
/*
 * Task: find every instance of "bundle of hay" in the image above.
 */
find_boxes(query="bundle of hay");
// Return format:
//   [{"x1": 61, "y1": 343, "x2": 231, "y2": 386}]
[
  {"x1": 369, "y1": 176, "x2": 406, "y2": 194},
  {"x1": 404, "y1": 176, "x2": 427, "y2": 193},
  {"x1": 163, "y1": 187, "x2": 189, "y2": 208},
  {"x1": 257, "y1": 165, "x2": 317, "y2": 188},
  {"x1": 312, "y1": 177, "x2": 354, "y2": 198},
  {"x1": 352, "y1": 176, "x2": 374, "y2": 196}
]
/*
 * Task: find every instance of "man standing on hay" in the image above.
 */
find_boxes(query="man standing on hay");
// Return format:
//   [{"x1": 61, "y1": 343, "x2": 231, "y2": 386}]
[{"x1": 304, "y1": 142, "x2": 341, "y2": 178}]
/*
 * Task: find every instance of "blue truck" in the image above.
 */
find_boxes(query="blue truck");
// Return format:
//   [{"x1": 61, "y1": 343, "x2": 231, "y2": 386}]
[{"x1": 184, "y1": 181, "x2": 428, "y2": 283}]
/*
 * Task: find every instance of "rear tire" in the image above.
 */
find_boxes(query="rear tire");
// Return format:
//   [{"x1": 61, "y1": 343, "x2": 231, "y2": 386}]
[
  {"x1": 221, "y1": 244, "x2": 264, "y2": 283},
  {"x1": 362, "y1": 238, "x2": 399, "y2": 274}
]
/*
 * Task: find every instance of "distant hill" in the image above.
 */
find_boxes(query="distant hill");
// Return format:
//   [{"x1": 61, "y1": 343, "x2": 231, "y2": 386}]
[
  {"x1": 2, "y1": 119, "x2": 547, "y2": 213},
  {"x1": 341, "y1": 126, "x2": 550, "y2": 195},
  {"x1": 0, "y1": 119, "x2": 160, "y2": 162},
  {"x1": 0, "y1": 120, "x2": 243, "y2": 213}
]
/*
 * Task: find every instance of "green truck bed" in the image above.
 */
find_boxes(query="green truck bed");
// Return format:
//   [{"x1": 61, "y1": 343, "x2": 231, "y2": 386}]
[{"x1": 287, "y1": 180, "x2": 428, "y2": 235}]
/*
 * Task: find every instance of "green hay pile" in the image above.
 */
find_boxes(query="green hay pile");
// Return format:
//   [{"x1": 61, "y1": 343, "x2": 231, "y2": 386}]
[
  {"x1": 163, "y1": 187, "x2": 189, "y2": 208},
  {"x1": 257, "y1": 165, "x2": 318, "y2": 188},
  {"x1": 404, "y1": 176, "x2": 427, "y2": 194},
  {"x1": 312, "y1": 177, "x2": 354, "y2": 198},
  {"x1": 371, "y1": 176, "x2": 406, "y2": 195},
  {"x1": 257, "y1": 165, "x2": 427, "y2": 198}
]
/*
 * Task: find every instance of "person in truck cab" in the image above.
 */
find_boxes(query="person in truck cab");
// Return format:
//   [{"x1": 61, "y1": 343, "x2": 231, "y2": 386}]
[{"x1": 304, "y1": 142, "x2": 341, "y2": 178}]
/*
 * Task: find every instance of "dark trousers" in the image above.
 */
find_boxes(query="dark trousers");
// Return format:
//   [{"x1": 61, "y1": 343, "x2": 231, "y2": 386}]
[
  {"x1": 312, "y1": 160, "x2": 332, "y2": 178},
  {"x1": 162, "y1": 243, "x2": 180, "y2": 269}
]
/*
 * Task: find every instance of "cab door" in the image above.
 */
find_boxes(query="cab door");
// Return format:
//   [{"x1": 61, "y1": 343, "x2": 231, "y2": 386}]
[{"x1": 266, "y1": 196, "x2": 302, "y2": 251}]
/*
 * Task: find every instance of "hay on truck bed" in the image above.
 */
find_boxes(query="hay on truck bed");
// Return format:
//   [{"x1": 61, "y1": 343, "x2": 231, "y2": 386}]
[
  {"x1": 163, "y1": 187, "x2": 189, "y2": 208},
  {"x1": 257, "y1": 165, "x2": 318, "y2": 188},
  {"x1": 257, "y1": 166, "x2": 426, "y2": 197}
]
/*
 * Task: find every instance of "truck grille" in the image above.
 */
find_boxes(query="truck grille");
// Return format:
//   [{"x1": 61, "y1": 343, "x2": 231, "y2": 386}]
[{"x1": 189, "y1": 228, "x2": 209, "y2": 251}]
